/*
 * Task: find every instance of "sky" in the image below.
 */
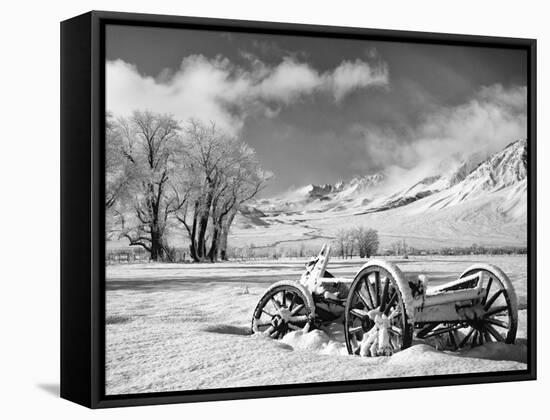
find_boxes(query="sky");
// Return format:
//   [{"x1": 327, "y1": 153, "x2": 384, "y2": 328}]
[{"x1": 106, "y1": 24, "x2": 527, "y2": 196}]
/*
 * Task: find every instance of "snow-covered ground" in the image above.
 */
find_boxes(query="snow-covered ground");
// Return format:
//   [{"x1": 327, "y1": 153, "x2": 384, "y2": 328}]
[{"x1": 105, "y1": 255, "x2": 528, "y2": 395}]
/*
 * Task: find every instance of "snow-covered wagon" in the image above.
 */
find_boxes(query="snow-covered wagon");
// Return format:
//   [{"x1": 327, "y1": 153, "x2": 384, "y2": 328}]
[{"x1": 251, "y1": 245, "x2": 518, "y2": 357}]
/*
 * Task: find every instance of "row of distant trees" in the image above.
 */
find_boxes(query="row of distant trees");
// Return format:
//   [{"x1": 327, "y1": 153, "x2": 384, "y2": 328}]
[
  {"x1": 333, "y1": 227, "x2": 380, "y2": 259},
  {"x1": 106, "y1": 240, "x2": 527, "y2": 264},
  {"x1": 106, "y1": 111, "x2": 271, "y2": 262},
  {"x1": 222, "y1": 240, "x2": 525, "y2": 261}
]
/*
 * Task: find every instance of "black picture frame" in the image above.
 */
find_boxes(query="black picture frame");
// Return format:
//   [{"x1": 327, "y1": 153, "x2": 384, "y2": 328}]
[{"x1": 60, "y1": 10, "x2": 537, "y2": 409}]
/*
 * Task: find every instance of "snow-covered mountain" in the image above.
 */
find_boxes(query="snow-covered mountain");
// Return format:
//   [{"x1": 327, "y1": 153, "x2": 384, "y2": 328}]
[
  {"x1": 410, "y1": 139, "x2": 527, "y2": 216},
  {"x1": 249, "y1": 139, "x2": 527, "y2": 220},
  {"x1": 256, "y1": 172, "x2": 385, "y2": 214},
  {"x1": 361, "y1": 139, "x2": 527, "y2": 216},
  {"x1": 231, "y1": 139, "x2": 527, "y2": 249}
]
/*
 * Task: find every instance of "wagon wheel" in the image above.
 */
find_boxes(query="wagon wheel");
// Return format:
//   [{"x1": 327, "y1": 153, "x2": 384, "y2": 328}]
[
  {"x1": 416, "y1": 265, "x2": 517, "y2": 350},
  {"x1": 345, "y1": 263, "x2": 413, "y2": 356},
  {"x1": 251, "y1": 282, "x2": 314, "y2": 339}
]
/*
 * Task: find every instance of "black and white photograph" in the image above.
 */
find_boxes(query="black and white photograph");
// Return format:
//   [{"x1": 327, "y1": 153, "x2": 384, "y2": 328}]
[{"x1": 104, "y1": 22, "x2": 530, "y2": 395}]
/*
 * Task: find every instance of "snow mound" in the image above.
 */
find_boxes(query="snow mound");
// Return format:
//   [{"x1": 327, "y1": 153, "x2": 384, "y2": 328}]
[
  {"x1": 281, "y1": 329, "x2": 330, "y2": 352},
  {"x1": 387, "y1": 341, "x2": 527, "y2": 366},
  {"x1": 280, "y1": 326, "x2": 349, "y2": 355},
  {"x1": 266, "y1": 320, "x2": 527, "y2": 364},
  {"x1": 387, "y1": 344, "x2": 444, "y2": 364}
]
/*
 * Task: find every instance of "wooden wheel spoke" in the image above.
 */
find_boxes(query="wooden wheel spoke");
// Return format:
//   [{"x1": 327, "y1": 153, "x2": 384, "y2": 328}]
[
  {"x1": 374, "y1": 272, "x2": 381, "y2": 306},
  {"x1": 256, "y1": 321, "x2": 272, "y2": 328},
  {"x1": 270, "y1": 297, "x2": 282, "y2": 311},
  {"x1": 356, "y1": 290, "x2": 370, "y2": 310},
  {"x1": 288, "y1": 294, "x2": 296, "y2": 311},
  {"x1": 348, "y1": 325, "x2": 363, "y2": 335},
  {"x1": 289, "y1": 314, "x2": 308, "y2": 323},
  {"x1": 486, "y1": 318, "x2": 508, "y2": 328},
  {"x1": 281, "y1": 291, "x2": 286, "y2": 307},
  {"x1": 264, "y1": 325, "x2": 275, "y2": 336},
  {"x1": 380, "y1": 277, "x2": 390, "y2": 311},
  {"x1": 478, "y1": 330, "x2": 485, "y2": 345},
  {"x1": 287, "y1": 323, "x2": 303, "y2": 331},
  {"x1": 482, "y1": 276, "x2": 493, "y2": 305},
  {"x1": 485, "y1": 324, "x2": 505, "y2": 342},
  {"x1": 484, "y1": 289, "x2": 504, "y2": 311},
  {"x1": 350, "y1": 308, "x2": 369, "y2": 319},
  {"x1": 290, "y1": 303, "x2": 305, "y2": 316},
  {"x1": 472, "y1": 330, "x2": 480, "y2": 346},
  {"x1": 458, "y1": 327, "x2": 475, "y2": 348},
  {"x1": 363, "y1": 277, "x2": 375, "y2": 308},
  {"x1": 417, "y1": 322, "x2": 439, "y2": 338},
  {"x1": 383, "y1": 291, "x2": 398, "y2": 316},
  {"x1": 484, "y1": 305, "x2": 508, "y2": 317},
  {"x1": 261, "y1": 309, "x2": 274, "y2": 317}
]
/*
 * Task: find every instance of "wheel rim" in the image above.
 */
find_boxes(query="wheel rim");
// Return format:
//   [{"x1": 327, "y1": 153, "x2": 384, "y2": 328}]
[
  {"x1": 252, "y1": 285, "x2": 311, "y2": 339},
  {"x1": 345, "y1": 267, "x2": 410, "y2": 355},
  {"x1": 416, "y1": 268, "x2": 516, "y2": 349}
]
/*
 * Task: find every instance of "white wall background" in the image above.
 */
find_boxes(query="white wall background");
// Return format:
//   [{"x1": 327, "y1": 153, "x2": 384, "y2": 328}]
[{"x1": 0, "y1": 0, "x2": 546, "y2": 418}]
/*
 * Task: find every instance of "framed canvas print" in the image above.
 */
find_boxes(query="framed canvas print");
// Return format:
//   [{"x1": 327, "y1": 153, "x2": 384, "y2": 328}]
[{"x1": 60, "y1": 11, "x2": 536, "y2": 408}]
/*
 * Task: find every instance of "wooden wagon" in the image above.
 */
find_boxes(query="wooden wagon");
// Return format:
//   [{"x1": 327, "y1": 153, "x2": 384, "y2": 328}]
[{"x1": 251, "y1": 245, "x2": 517, "y2": 356}]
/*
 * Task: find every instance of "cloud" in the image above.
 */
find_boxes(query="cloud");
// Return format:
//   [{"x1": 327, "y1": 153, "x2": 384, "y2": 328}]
[
  {"x1": 106, "y1": 54, "x2": 388, "y2": 134},
  {"x1": 352, "y1": 84, "x2": 527, "y2": 181},
  {"x1": 329, "y1": 59, "x2": 388, "y2": 102},
  {"x1": 258, "y1": 58, "x2": 322, "y2": 104},
  {"x1": 106, "y1": 57, "x2": 247, "y2": 134}
]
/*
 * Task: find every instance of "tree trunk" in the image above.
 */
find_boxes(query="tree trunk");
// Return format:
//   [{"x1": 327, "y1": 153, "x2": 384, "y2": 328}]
[
  {"x1": 149, "y1": 227, "x2": 165, "y2": 261},
  {"x1": 196, "y1": 187, "x2": 214, "y2": 260},
  {"x1": 188, "y1": 201, "x2": 200, "y2": 262},
  {"x1": 218, "y1": 209, "x2": 237, "y2": 261},
  {"x1": 208, "y1": 223, "x2": 220, "y2": 262}
]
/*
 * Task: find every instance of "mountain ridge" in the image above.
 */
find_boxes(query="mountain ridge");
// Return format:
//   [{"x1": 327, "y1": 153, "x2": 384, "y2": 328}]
[
  {"x1": 231, "y1": 139, "x2": 527, "y2": 250},
  {"x1": 252, "y1": 138, "x2": 526, "y2": 220}
]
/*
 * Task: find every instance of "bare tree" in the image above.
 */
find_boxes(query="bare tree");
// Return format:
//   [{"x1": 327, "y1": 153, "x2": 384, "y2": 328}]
[
  {"x1": 105, "y1": 112, "x2": 135, "y2": 209},
  {"x1": 353, "y1": 227, "x2": 380, "y2": 258},
  {"x1": 333, "y1": 227, "x2": 379, "y2": 259},
  {"x1": 334, "y1": 228, "x2": 355, "y2": 259},
  {"x1": 115, "y1": 111, "x2": 186, "y2": 261},
  {"x1": 210, "y1": 142, "x2": 269, "y2": 261},
  {"x1": 175, "y1": 120, "x2": 270, "y2": 262},
  {"x1": 333, "y1": 229, "x2": 347, "y2": 259}
]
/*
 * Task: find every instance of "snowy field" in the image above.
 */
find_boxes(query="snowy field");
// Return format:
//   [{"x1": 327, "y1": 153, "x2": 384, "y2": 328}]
[{"x1": 105, "y1": 255, "x2": 528, "y2": 395}]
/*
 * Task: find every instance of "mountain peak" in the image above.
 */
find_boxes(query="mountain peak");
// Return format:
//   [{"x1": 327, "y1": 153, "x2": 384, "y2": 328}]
[{"x1": 463, "y1": 138, "x2": 527, "y2": 188}]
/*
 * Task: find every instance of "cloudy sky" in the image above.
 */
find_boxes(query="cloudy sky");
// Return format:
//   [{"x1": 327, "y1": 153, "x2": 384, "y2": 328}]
[{"x1": 106, "y1": 25, "x2": 527, "y2": 195}]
